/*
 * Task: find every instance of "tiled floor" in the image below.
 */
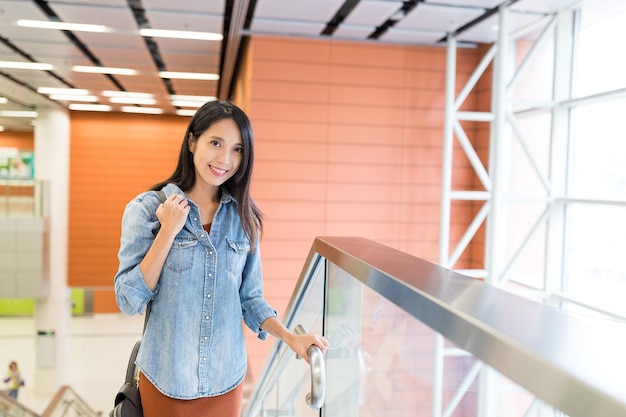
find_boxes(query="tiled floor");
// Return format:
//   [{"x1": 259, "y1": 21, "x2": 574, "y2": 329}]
[{"x1": 0, "y1": 313, "x2": 144, "y2": 415}]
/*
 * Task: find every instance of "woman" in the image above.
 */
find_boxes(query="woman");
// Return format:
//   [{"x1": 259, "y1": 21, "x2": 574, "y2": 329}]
[
  {"x1": 114, "y1": 100, "x2": 328, "y2": 417},
  {"x1": 4, "y1": 361, "x2": 24, "y2": 399}
]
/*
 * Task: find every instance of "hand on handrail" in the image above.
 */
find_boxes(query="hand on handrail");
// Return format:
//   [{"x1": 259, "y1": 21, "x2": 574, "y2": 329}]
[{"x1": 294, "y1": 324, "x2": 327, "y2": 409}]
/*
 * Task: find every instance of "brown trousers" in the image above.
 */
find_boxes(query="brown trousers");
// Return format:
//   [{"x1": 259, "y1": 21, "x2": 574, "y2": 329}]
[{"x1": 139, "y1": 372, "x2": 244, "y2": 417}]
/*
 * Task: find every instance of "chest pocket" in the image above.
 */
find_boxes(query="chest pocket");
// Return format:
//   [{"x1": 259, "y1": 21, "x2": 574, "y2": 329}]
[
  {"x1": 226, "y1": 238, "x2": 250, "y2": 275},
  {"x1": 165, "y1": 238, "x2": 198, "y2": 272}
]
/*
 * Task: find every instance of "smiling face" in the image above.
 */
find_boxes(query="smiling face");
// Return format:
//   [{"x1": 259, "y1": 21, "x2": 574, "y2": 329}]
[{"x1": 189, "y1": 118, "x2": 243, "y2": 192}]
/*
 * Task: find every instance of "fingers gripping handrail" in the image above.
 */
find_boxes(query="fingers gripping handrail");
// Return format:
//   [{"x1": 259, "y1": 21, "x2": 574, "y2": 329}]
[{"x1": 294, "y1": 324, "x2": 326, "y2": 409}]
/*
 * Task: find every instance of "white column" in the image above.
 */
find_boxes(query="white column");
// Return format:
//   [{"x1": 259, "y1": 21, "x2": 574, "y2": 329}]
[{"x1": 32, "y1": 105, "x2": 71, "y2": 395}]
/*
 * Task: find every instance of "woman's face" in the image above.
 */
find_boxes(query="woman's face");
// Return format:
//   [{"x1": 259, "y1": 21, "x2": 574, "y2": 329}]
[{"x1": 189, "y1": 118, "x2": 243, "y2": 189}]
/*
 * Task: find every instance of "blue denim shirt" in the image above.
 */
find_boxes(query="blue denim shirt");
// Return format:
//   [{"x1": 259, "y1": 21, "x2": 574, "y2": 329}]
[{"x1": 114, "y1": 183, "x2": 277, "y2": 399}]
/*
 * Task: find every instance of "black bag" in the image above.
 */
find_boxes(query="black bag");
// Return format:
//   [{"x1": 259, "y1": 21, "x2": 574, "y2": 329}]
[
  {"x1": 109, "y1": 340, "x2": 143, "y2": 417},
  {"x1": 111, "y1": 190, "x2": 165, "y2": 417}
]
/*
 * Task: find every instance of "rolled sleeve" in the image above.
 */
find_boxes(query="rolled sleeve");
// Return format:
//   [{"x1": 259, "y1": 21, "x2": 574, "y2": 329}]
[
  {"x1": 239, "y1": 240, "x2": 277, "y2": 340},
  {"x1": 114, "y1": 197, "x2": 160, "y2": 315}
]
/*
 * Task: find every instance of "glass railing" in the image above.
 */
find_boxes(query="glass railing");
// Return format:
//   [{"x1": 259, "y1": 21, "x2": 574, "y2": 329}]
[
  {"x1": 0, "y1": 179, "x2": 48, "y2": 218},
  {"x1": 243, "y1": 237, "x2": 626, "y2": 417},
  {"x1": 0, "y1": 390, "x2": 39, "y2": 417},
  {"x1": 39, "y1": 386, "x2": 99, "y2": 417},
  {"x1": 0, "y1": 385, "x2": 97, "y2": 417}
]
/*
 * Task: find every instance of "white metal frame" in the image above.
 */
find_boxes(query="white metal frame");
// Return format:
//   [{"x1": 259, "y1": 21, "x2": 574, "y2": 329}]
[{"x1": 437, "y1": 3, "x2": 580, "y2": 417}]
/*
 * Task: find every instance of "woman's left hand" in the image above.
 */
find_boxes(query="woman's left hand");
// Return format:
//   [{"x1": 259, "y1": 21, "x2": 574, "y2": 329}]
[{"x1": 287, "y1": 332, "x2": 329, "y2": 363}]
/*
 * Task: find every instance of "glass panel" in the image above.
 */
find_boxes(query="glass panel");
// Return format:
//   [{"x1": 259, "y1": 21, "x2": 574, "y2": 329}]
[
  {"x1": 564, "y1": 203, "x2": 626, "y2": 317},
  {"x1": 568, "y1": 101, "x2": 626, "y2": 200},
  {"x1": 324, "y1": 262, "x2": 572, "y2": 417},
  {"x1": 574, "y1": 8, "x2": 626, "y2": 97},
  {"x1": 257, "y1": 260, "x2": 326, "y2": 417}
]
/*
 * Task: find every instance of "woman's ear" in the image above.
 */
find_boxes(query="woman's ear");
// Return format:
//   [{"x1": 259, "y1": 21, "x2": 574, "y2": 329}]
[{"x1": 188, "y1": 133, "x2": 195, "y2": 153}]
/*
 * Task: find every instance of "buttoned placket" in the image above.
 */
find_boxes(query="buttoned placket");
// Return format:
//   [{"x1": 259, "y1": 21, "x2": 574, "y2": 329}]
[{"x1": 194, "y1": 201, "x2": 221, "y2": 393}]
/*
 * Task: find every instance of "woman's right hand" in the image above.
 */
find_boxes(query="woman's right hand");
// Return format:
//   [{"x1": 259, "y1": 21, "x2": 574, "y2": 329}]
[{"x1": 156, "y1": 193, "x2": 190, "y2": 237}]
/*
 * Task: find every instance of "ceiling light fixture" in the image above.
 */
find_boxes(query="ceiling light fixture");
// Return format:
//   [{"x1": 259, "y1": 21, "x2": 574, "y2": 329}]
[
  {"x1": 17, "y1": 19, "x2": 109, "y2": 33},
  {"x1": 69, "y1": 104, "x2": 112, "y2": 112},
  {"x1": 0, "y1": 61, "x2": 53, "y2": 70},
  {"x1": 171, "y1": 100, "x2": 206, "y2": 108},
  {"x1": 139, "y1": 28, "x2": 223, "y2": 41},
  {"x1": 38, "y1": 87, "x2": 89, "y2": 95},
  {"x1": 49, "y1": 94, "x2": 99, "y2": 102},
  {"x1": 109, "y1": 97, "x2": 157, "y2": 105},
  {"x1": 72, "y1": 65, "x2": 138, "y2": 76},
  {"x1": 0, "y1": 97, "x2": 8, "y2": 104},
  {"x1": 0, "y1": 111, "x2": 38, "y2": 118},
  {"x1": 170, "y1": 95, "x2": 216, "y2": 102},
  {"x1": 176, "y1": 109, "x2": 197, "y2": 117},
  {"x1": 159, "y1": 71, "x2": 219, "y2": 81},
  {"x1": 102, "y1": 91, "x2": 154, "y2": 98},
  {"x1": 121, "y1": 106, "x2": 164, "y2": 115}
]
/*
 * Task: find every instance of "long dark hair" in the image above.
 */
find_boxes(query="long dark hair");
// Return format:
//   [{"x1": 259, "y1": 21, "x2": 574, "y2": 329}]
[{"x1": 151, "y1": 100, "x2": 263, "y2": 247}]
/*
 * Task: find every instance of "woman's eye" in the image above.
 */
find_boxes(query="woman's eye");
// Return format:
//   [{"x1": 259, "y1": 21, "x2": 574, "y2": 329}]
[
  {"x1": 210, "y1": 140, "x2": 221, "y2": 147},
  {"x1": 234, "y1": 147, "x2": 243, "y2": 154}
]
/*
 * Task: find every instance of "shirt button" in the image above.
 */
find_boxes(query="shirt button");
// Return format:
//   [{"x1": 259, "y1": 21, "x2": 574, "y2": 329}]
[
  {"x1": 205, "y1": 316, "x2": 209, "y2": 320},
  {"x1": 209, "y1": 251, "x2": 213, "y2": 255},
  {"x1": 206, "y1": 294, "x2": 211, "y2": 298},
  {"x1": 202, "y1": 357, "x2": 207, "y2": 361},
  {"x1": 193, "y1": 217, "x2": 197, "y2": 221},
  {"x1": 204, "y1": 336, "x2": 208, "y2": 341},
  {"x1": 208, "y1": 273, "x2": 212, "y2": 277}
]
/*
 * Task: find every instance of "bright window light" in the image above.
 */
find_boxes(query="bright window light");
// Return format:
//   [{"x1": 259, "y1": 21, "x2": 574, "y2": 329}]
[
  {"x1": 159, "y1": 71, "x2": 219, "y2": 81},
  {"x1": 72, "y1": 66, "x2": 138, "y2": 76},
  {"x1": 139, "y1": 28, "x2": 222, "y2": 41},
  {"x1": 17, "y1": 19, "x2": 109, "y2": 33}
]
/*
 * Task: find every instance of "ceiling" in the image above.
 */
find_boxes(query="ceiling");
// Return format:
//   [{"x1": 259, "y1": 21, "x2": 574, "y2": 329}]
[{"x1": 0, "y1": 0, "x2": 617, "y2": 132}]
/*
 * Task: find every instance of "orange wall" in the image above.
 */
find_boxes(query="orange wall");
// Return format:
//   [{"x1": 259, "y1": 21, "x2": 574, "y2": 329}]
[
  {"x1": 0, "y1": 131, "x2": 34, "y2": 149},
  {"x1": 241, "y1": 36, "x2": 482, "y2": 377}
]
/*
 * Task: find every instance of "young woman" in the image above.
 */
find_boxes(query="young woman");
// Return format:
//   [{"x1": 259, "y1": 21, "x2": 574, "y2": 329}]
[{"x1": 114, "y1": 100, "x2": 328, "y2": 417}]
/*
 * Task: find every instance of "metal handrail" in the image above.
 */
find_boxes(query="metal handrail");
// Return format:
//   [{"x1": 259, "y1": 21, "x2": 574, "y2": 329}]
[{"x1": 294, "y1": 324, "x2": 326, "y2": 409}]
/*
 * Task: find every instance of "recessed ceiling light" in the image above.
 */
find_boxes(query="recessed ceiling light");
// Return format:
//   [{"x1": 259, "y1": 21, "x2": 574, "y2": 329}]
[
  {"x1": 38, "y1": 87, "x2": 90, "y2": 95},
  {"x1": 0, "y1": 111, "x2": 38, "y2": 118},
  {"x1": 170, "y1": 95, "x2": 216, "y2": 102},
  {"x1": 121, "y1": 106, "x2": 164, "y2": 115},
  {"x1": 102, "y1": 91, "x2": 154, "y2": 98},
  {"x1": 0, "y1": 97, "x2": 7, "y2": 104},
  {"x1": 139, "y1": 28, "x2": 222, "y2": 41},
  {"x1": 159, "y1": 71, "x2": 219, "y2": 81},
  {"x1": 109, "y1": 97, "x2": 157, "y2": 105},
  {"x1": 171, "y1": 100, "x2": 206, "y2": 108},
  {"x1": 69, "y1": 104, "x2": 112, "y2": 112},
  {"x1": 17, "y1": 19, "x2": 109, "y2": 33},
  {"x1": 0, "y1": 61, "x2": 53, "y2": 70},
  {"x1": 72, "y1": 65, "x2": 138, "y2": 76},
  {"x1": 176, "y1": 109, "x2": 197, "y2": 117},
  {"x1": 49, "y1": 94, "x2": 99, "y2": 102}
]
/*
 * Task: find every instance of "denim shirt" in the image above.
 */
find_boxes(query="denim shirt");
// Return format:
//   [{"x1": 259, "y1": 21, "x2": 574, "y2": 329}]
[{"x1": 114, "y1": 183, "x2": 277, "y2": 399}]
